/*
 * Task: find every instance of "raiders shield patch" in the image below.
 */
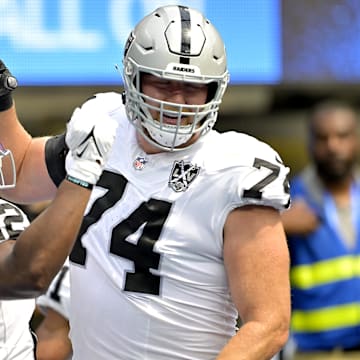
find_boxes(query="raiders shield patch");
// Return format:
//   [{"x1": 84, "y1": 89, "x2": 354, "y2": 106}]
[{"x1": 168, "y1": 160, "x2": 200, "y2": 192}]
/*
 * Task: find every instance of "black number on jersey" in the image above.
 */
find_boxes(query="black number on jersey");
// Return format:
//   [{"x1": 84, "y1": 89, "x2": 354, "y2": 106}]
[
  {"x1": 70, "y1": 170, "x2": 126, "y2": 265},
  {"x1": 110, "y1": 199, "x2": 172, "y2": 295},
  {"x1": 243, "y1": 158, "x2": 280, "y2": 199},
  {"x1": 0, "y1": 202, "x2": 28, "y2": 240},
  {"x1": 50, "y1": 265, "x2": 69, "y2": 303},
  {"x1": 70, "y1": 170, "x2": 172, "y2": 295}
]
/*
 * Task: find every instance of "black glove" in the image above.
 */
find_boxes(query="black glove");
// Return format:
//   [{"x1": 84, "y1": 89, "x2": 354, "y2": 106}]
[{"x1": 0, "y1": 60, "x2": 18, "y2": 111}]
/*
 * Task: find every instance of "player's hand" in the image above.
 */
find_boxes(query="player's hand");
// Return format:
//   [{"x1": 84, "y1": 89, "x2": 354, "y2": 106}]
[
  {"x1": 0, "y1": 60, "x2": 18, "y2": 111},
  {"x1": 0, "y1": 60, "x2": 18, "y2": 95},
  {"x1": 65, "y1": 106, "x2": 118, "y2": 187}
]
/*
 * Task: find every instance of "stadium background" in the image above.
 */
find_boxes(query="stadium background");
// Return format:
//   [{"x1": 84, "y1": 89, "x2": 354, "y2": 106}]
[{"x1": 2, "y1": 0, "x2": 360, "y2": 175}]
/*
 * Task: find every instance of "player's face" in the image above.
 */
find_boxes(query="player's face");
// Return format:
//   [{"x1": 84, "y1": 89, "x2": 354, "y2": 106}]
[
  {"x1": 309, "y1": 109, "x2": 359, "y2": 182},
  {"x1": 141, "y1": 73, "x2": 208, "y2": 126}
]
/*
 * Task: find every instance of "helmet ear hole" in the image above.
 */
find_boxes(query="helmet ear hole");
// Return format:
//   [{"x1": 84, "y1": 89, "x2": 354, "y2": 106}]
[
  {"x1": 206, "y1": 82, "x2": 218, "y2": 103},
  {"x1": 138, "y1": 72, "x2": 145, "y2": 93}
]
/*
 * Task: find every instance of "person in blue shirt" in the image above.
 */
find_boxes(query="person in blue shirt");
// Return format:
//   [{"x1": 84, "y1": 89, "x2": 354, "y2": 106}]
[{"x1": 282, "y1": 99, "x2": 360, "y2": 359}]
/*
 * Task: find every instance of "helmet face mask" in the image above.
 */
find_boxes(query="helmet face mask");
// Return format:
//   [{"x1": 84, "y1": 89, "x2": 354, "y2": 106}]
[
  {"x1": 0, "y1": 144, "x2": 16, "y2": 189},
  {"x1": 122, "y1": 5, "x2": 229, "y2": 151}
]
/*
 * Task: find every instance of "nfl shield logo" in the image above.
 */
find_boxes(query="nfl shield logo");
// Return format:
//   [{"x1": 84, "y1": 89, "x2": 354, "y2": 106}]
[
  {"x1": 133, "y1": 156, "x2": 147, "y2": 170},
  {"x1": 168, "y1": 160, "x2": 200, "y2": 192}
]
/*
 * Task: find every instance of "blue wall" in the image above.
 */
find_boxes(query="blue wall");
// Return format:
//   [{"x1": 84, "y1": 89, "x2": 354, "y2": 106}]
[{"x1": 0, "y1": 0, "x2": 280, "y2": 85}]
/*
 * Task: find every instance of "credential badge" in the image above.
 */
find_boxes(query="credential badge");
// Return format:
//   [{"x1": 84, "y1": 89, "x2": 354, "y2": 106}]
[{"x1": 168, "y1": 160, "x2": 200, "y2": 192}]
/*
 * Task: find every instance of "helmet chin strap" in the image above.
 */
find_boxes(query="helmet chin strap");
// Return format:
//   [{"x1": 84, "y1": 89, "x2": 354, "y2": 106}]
[{"x1": 143, "y1": 121, "x2": 193, "y2": 148}]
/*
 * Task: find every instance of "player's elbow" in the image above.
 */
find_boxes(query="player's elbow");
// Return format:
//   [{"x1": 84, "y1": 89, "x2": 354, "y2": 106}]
[
  {"x1": 22, "y1": 272, "x2": 50, "y2": 297},
  {"x1": 273, "y1": 320, "x2": 290, "y2": 352},
  {"x1": 1, "y1": 247, "x2": 52, "y2": 298},
  {"x1": 259, "y1": 311, "x2": 290, "y2": 355},
  {"x1": 268, "y1": 311, "x2": 290, "y2": 354},
  {"x1": 0, "y1": 269, "x2": 50, "y2": 299},
  {"x1": 25, "y1": 262, "x2": 54, "y2": 296}
]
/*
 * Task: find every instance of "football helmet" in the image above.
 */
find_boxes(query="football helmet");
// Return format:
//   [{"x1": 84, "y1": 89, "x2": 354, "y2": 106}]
[
  {"x1": 0, "y1": 143, "x2": 16, "y2": 189},
  {"x1": 122, "y1": 5, "x2": 229, "y2": 151}
]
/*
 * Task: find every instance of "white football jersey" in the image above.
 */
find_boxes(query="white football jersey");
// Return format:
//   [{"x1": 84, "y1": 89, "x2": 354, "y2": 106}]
[
  {"x1": 0, "y1": 199, "x2": 35, "y2": 360},
  {"x1": 37, "y1": 259, "x2": 70, "y2": 320},
  {"x1": 68, "y1": 93, "x2": 290, "y2": 360}
]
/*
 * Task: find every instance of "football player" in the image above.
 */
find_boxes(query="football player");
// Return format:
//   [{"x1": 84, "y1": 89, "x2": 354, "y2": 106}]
[
  {"x1": 0, "y1": 5, "x2": 291, "y2": 359},
  {"x1": 0, "y1": 67, "x2": 116, "y2": 358},
  {"x1": 36, "y1": 259, "x2": 72, "y2": 360}
]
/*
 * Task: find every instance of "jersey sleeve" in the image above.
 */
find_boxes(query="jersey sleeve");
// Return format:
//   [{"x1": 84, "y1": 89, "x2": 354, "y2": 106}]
[
  {"x1": 0, "y1": 199, "x2": 30, "y2": 241},
  {"x1": 215, "y1": 132, "x2": 291, "y2": 212},
  {"x1": 238, "y1": 149, "x2": 291, "y2": 210},
  {"x1": 36, "y1": 262, "x2": 70, "y2": 320},
  {"x1": 45, "y1": 133, "x2": 67, "y2": 187}
]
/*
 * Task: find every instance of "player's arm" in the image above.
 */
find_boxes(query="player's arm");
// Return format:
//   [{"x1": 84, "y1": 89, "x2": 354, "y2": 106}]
[
  {"x1": 35, "y1": 262, "x2": 71, "y2": 360},
  {"x1": 35, "y1": 308, "x2": 72, "y2": 360},
  {"x1": 218, "y1": 205, "x2": 290, "y2": 360},
  {"x1": 0, "y1": 59, "x2": 57, "y2": 202},
  {"x1": 0, "y1": 106, "x2": 118, "y2": 299},
  {"x1": 0, "y1": 180, "x2": 91, "y2": 298}
]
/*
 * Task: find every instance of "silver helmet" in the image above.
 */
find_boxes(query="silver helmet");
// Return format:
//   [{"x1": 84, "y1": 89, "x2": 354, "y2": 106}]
[
  {"x1": 122, "y1": 5, "x2": 229, "y2": 151},
  {"x1": 0, "y1": 143, "x2": 16, "y2": 189}
]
